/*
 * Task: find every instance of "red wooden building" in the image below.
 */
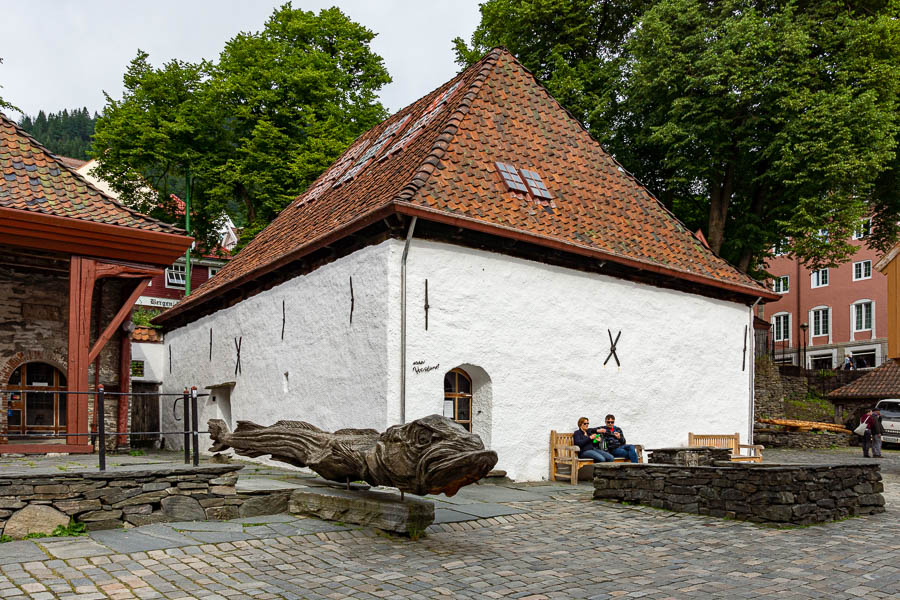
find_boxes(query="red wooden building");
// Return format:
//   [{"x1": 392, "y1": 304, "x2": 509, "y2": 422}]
[{"x1": 0, "y1": 114, "x2": 191, "y2": 453}]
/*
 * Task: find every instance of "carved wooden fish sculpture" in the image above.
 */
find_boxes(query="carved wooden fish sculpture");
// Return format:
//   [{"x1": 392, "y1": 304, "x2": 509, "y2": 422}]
[{"x1": 207, "y1": 414, "x2": 498, "y2": 497}]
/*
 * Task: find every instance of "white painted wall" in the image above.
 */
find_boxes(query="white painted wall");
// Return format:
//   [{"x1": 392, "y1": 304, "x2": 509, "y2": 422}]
[
  {"x1": 132, "y1": 341, "x2": 165, "y2": 383},
  {"x1": 161, "y1": 241, "x2": 394, "y2": 454},
  {"x1": 397, "y1": 240, "x2": 753, "y2": 481},
  {"x1": 162, "y1": 237, "x2": 753, "y2": 482}
]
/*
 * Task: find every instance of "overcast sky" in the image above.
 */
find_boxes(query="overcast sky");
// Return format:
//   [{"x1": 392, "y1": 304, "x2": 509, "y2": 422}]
[{"x1": 0, "y1": 1, "x2": 483, "y2": 121}]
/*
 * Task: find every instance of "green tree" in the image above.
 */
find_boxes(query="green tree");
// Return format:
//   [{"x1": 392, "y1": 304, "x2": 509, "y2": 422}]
[
  {"x1": 19, "y1": 107, "x2": 98, "y2": 159},
  {"x1": 92, "y1": 3, "x2": 390, "y2": 251},
  {"x1": 456, "y1": 1, "x2": 900, "y2": 273}
]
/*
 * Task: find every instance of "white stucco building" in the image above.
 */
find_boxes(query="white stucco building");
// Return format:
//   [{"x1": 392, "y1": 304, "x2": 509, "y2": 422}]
[{"x1": 155, "y1": 49, "x2": 777, "y2": 481}]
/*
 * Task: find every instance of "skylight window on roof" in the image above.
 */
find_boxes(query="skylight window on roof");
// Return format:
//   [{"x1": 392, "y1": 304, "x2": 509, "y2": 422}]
[
  {"x1": 383, "y1": 81, "x2": 463, "y2": 157},
  {"x1": 520, "y1": 169, "x2": 552, "y2": 199},
  {"x1": 495, "y1": 162, "x2": 528, "y2": 193},
  {"x1": 335, "y1": 115, "x2": 410, "y2": 186},
  {"x1": 300, "y1": 140, "x2": 370, "y2": 205}
]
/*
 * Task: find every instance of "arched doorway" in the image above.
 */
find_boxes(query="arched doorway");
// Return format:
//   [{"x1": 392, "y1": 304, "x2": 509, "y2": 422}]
[
  {"x1": 5, "y1": 363, "x2": 67, "y2": 440},
  {"x1": 443, "y1": 368, "x2": 473, "y2": 431}
]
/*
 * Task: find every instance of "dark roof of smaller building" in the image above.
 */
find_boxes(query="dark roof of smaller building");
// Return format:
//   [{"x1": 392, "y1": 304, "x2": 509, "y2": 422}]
[
  {"x1": 0, "y1": 113, "x2": 181, "y2": 234},
  {"x1": 55, "y1": 155, "x2": 88, "y2": 170},
  {"x1": 828, "y1": 359, "x2": 900, "y2": 400}
]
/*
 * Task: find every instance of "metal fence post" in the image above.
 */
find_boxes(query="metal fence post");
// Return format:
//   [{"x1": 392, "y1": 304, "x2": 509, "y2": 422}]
[
  {"x1": 97, "y1": 385, "x2": 106, "y2": 472},
  {"x1": 183, "y1": 387, "x2": 190, "y2": 464},
  {"x1": 190, "y1": 386, "x2": 199, "y2": 467}
]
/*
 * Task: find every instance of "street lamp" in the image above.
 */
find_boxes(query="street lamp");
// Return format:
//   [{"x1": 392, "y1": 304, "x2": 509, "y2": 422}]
[{"x1": 799, "y1": 322, "x2": 809, "y2": 368}]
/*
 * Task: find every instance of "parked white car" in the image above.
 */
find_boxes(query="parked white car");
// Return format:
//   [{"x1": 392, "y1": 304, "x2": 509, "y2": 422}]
[{"x1": 874, "y1": 399, "x2": 900, "y2": 445}]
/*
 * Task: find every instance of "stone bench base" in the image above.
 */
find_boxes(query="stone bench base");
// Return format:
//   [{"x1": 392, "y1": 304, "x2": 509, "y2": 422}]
[{"x1": 289, "y1": 488, "x2": 434, "y2": 539}]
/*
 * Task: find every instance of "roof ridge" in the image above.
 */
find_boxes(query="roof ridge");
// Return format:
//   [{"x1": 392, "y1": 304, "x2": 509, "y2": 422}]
[
  {"x1": 0, "y1": 112, "x2": 182, "y2": 235},
  {"x1": 392, "y1": 48, "x2": 503, "y2": 204}
]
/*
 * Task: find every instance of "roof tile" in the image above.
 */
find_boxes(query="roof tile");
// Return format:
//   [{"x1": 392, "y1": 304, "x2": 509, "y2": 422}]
[{"x1": 0, "y1": 113, "x2": 181, "y2": 235}]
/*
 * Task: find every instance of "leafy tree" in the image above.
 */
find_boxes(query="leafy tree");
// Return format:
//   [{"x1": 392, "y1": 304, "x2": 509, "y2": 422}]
[
  {"x1": 92, "y1": 3, "x2": 390, "y2": 251},
  {"x1": 455, "y1": 1, "x2": 900, "y2": 273},
  {"x1": 19, "y1": 108, "x2": 98, "y2": 159}
]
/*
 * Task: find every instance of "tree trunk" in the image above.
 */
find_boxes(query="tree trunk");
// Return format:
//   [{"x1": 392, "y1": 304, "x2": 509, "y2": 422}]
[
  {"x1": 239, "y1": 184, "x2": 255, "y2": 224},
  {"x1": 707, "y1": 160, "x2": 736, "y2": 255}
]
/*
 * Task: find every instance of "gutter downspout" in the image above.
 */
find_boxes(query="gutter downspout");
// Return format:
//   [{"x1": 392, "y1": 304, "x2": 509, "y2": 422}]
[
  {"x1": 749, "y1": 297, "x2": 762, "y2": 443},
  {"x1": 400, "y1": 216, "x2": 418, "y2": 425}
]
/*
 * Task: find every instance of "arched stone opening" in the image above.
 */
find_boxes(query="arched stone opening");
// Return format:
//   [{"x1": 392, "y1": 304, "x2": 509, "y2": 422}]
[{"x1": 445, "y1": 364, "x2": 493, "y2": 449}]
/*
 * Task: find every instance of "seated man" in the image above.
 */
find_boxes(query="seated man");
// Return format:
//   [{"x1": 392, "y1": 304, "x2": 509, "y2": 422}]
[
  {"x1": 597, "y1": 414, "x2": 638, "y2": 463},
  {"x1": 573, "y1": 417, "x2": 613, "y2": 463}
]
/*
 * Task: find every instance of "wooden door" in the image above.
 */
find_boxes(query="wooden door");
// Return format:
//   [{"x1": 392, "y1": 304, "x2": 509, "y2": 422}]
[{"x1": 130, "y1": 382, "x2": 160, "y2": 447}]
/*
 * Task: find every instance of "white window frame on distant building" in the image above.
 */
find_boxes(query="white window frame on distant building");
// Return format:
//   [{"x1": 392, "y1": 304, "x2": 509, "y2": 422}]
[
  {"x1": 808, "y1": 350, "x2": 836, "y2": 370},
  {"x1": 810, "y1": 305, "x2": 831, "y2": 342},
  {"x1": 811, "y1": 269, "x2": 829, "y2": 288},
  {"x1": 165, "y1": 263, "x2": 186, "y2": 289},
  {"x1": 852, "y1": 218, "x2": 872, "y2": 240},
  {"x1": 853, "y1": 260, "x2": 872, "y2": 281},
  {"x1": 772, "y1": 312, "x2": 791, "y2": 344},
  {"x1": 773, "y1": 275, "x2": 789, "y2": 294},
  {"x1": 849, "y1": 344, "x2": 880, "y2": 369},
  {"x1": 850, "y1": 299, "x2": 874, "y2": 340}
]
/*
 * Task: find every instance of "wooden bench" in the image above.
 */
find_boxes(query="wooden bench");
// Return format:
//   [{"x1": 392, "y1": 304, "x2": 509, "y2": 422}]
[
  {"x1": 549, "y1": 430, "x2": 644, "y2": 484},
  {"x1": 687, "y1": 432, "x2": 764, "y2": 463}
]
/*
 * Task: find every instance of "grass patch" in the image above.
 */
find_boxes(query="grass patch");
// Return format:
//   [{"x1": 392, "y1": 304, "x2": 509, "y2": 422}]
[{"x1": 128, "y1": 449, "x2": 146, "y2": 457}]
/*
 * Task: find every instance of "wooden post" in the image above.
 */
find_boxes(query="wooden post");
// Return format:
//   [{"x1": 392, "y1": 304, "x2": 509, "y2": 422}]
[
  {"x1": 118, "y1": 323, "x2": 131, "y2": 449},
  {"x1": 67, "y1": 256, "x2": 95, "y2": 446}
]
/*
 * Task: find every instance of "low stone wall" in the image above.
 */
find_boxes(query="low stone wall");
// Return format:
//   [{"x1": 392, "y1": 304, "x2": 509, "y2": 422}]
[
  {"x1": 593, "y1": 463, "x2": 884, "y2": 525},
  {"x1": 0, "y1": 465, "x2": 263, "y2": 537},
  {"x1": 753, "y1": 428, "x2": 852, "y2": 449}
]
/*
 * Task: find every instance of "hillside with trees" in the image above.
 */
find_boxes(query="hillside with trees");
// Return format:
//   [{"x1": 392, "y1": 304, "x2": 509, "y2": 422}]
[{"x1": 18, "y1": 108, "x2": 98, "y2": 160}]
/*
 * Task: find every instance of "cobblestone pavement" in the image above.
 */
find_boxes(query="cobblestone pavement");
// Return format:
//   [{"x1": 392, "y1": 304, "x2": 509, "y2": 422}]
[{"x1": 0, "y1": 448, "x2": 897, "y2": 599}]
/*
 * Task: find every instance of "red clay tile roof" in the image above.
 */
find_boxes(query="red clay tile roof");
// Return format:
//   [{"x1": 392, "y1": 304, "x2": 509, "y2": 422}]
[
  {"x1": 163, "y1": 48, "x2": 772, "y2": 319},
  {"x1": 0, "y1": 113, "x2": 182, "y2": 234},
  {"x1": 828, "y1": 359, "x2": 900, "y2": 400},
  {"x1": 131, "y1": 327, "x2": 162, "y2": 343}
]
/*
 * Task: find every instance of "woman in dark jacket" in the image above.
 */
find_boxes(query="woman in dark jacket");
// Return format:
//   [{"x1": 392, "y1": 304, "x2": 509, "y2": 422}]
[{"x1": 574, "y1": 417, "x2": 614, "y2": 462}]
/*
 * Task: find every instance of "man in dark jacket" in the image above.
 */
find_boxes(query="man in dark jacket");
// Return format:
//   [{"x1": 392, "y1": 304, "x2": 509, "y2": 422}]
[
  {"x1": 596, "y1": 414, "x2": 638, "y2": 463},
  {"x1": 573, "y1": 417, "x2": 613, "y2": 462},
  {"x1": 871, "y1": 408, "x2": 885, "y2": 458}
]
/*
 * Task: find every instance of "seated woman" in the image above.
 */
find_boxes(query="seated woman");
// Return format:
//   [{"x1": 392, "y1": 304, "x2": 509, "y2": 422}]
[{"x1": 573, "y1": 417, "x2": 614, "y2": 463}]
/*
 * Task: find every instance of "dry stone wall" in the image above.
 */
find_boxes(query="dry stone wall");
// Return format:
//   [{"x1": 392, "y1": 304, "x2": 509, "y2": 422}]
[
  {"x1": 0, "y1": 465, "x2": 279, "y2": 538},
  {"x1": 593, "y1": 462, "x2": 884, "y2": 525}
]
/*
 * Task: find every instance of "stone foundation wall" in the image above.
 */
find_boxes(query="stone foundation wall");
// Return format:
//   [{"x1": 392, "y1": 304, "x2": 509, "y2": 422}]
[
  {"x1": 753, "y1": 428, "x2": 852, "y2": 449},
  {"x1": 0, "y1": 465, "x2": 284, "y2": 537},
  {"x1": 593, "y1": 462, "x2": 884, "y2": 525}
]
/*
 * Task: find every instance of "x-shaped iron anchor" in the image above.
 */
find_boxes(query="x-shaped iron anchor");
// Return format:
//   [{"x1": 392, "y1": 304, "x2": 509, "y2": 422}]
[
  {"x1": 604, "y1": 329, "x2": 621, "y2": 367},
  {"x1": 234, "y1": 336, "x2": 243, "y2": 376}
]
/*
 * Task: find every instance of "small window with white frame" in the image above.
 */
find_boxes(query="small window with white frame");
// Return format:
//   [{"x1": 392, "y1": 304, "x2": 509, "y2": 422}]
[
  {"x1": 773, "y1": 313, "x2": 790, "y2": 342},
  {"x1": 853, "y1": 260, "x2": 872, "y2": 281},
  {"x1": 773, "y1": 275, "x2": 789, "y2": 294},
  {"x1": 812, "y1": 307, "x2": 830, "y2": 337},
  {"x1": 208, "y1": 266, "x2": 221, "y2": 278},
  {"x1": 165, "y1": 264, "x2": 186, "y2": 289},
  {"x1": 811, "y1": 269, "x2": 829, "y2": 288},
  {"x1": 852, "y1": 300, "x2": 873, "y2": 333},
  {"x1": 852, "y1": 218, "x2": 872, "y2": 240}
]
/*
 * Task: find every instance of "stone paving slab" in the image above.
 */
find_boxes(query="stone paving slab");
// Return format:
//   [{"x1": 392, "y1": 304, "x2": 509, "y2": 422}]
[
  {"x1": 88, "y1": 526, "x2": 196, "y2": 553},
  {"x1": 38, "y1": 537, "x2": 113, "y2": 559},
  {"x1": 0, "y1": 540, "x2": 47, "y2": 565},
  {"x1": 446, "y1": 502, "x2": 525, "y2": 519},
  {"x1": 235, "y1": 477, "x2": 308, "y2": 492},
  {"x1": 167, "y1": 521, "x2": 244, "y2": 532},
  {"x1": 433, "y1": 507, "x2": 479, "y2": 523}
]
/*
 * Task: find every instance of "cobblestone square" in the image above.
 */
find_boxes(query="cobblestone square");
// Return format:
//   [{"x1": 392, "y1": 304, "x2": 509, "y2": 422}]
[{"x1": 0, "y1": 448, "x2": 897, "y2": 599}]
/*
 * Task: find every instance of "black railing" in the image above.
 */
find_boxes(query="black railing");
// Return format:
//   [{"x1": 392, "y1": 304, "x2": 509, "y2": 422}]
[{"x1": 2, "y1": 386, "x2": 206, "y2": 471}]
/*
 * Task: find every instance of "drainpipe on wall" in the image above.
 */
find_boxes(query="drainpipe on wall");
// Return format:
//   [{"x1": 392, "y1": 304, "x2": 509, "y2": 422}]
[
  {"x1": 749, "y1": 297, "x2": 762, "y2": 443},
  {"x1": 399, "y1": 216, "x2": 418, "y2": 425}
]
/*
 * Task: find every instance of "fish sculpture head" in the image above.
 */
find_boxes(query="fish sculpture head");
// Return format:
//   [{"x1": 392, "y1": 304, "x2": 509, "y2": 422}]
[{"x1": 373, "y1": 414, "x2": 498, "y2": 497}]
